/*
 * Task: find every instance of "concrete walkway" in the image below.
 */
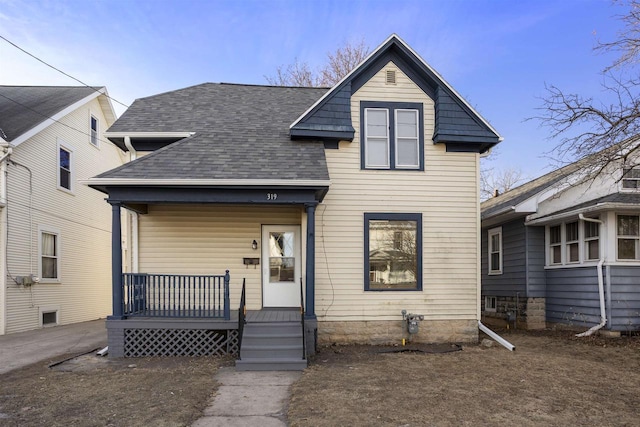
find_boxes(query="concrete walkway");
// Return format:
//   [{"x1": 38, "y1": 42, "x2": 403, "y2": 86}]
[
  {"x1": 0, "y1": 319, "x2": 107, "y2": 374},
  {"x1": 192, "y1": 367, "x2": 301, "y2": 427}
]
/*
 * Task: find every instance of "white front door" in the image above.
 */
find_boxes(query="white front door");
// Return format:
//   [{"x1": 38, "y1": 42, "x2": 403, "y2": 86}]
[{"x1": 262, "y1": 225, "x2": 301, "y2": 307}]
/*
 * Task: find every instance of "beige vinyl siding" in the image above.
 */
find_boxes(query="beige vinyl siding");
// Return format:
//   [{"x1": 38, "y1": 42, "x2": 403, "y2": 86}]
[
  {"x1": 137, "y1": 204, "x2": 303, "y2": 310},
  {"x1": 4, "y1": 97, "x2": 125, "y2": 334},
  {"x1": 315, "y1": 61, "x2": 480, "y2": 322}
]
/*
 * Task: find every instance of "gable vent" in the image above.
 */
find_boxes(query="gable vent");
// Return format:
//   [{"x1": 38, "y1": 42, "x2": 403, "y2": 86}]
[{"x1": 385, "y1": 69, "x2": 396, "y2": 85}]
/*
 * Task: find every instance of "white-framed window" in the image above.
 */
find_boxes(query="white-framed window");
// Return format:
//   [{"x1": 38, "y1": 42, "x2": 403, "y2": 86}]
[
  {"x1": 547, "y1": 218, "x2": 601, "y2": 266},
  {"x1": 394, "y1": 109, "x2": 419, "y2": 169},
  {"x1": 617, "y1": 214, "x2": 640, "y2": 260},
  {"x1": 584, "y1": 221, "x2": 600, "y2": 261},
  {"x1": 565, "y1": 221, "x2": 579, "y2": 263},
  {"x1": 488, "y1": 227, "x2": 502, "y2": 275},
  {"x1": 622, "y1": 167, "x2": 640, "y2": 190},
  {"x1": 484, "y1": 296, "x2": 497, "y2": 313},
  {"x1": 90, "y1": 114, "x2": 99, "y2": 147},
  {"x1": 549, "y1": 224, "x2": 562, "y2": 265},
  {"x1": 361, "y1": 101, "x2": 423, "y2": 170},
  {"x1": 57, "y1": 140, "x2": 74, "y2": 193},
  {"x1": 364, "y1": 108, "x2": 390, "y2": 168},
  {"x1": 38, "y1": 226, "x2": 61, "y2": 283}
]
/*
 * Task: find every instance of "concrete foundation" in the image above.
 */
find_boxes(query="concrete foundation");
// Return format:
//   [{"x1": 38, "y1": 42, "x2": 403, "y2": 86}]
[
  {"x1": 317, "y1": 319, "x2": 479, "y2": 345},
  {"x1": 482, "y1": 296, "x2": 546, "y2": 330}
]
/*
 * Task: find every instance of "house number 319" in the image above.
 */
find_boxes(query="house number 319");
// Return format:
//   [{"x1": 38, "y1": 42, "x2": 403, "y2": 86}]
[{"x1": 267, "y1": 193, "x2": 278, "y2": 200}]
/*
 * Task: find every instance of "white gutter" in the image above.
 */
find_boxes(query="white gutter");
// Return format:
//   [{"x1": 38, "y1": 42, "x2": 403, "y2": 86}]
[
  {"x1": 526, "y1": 202, "x2": 637, "y2": 226},
  {"x1": 478, "y1": 321, "x2": 515, "y2": 351},
  {"x1": 575, "y1": 214, "x2": 607, "y2": 337},
  {"x1": 104, "y1": 131, "x2": 195, "y2": 139},
  {"x1": 81, "y1": 178, "x2": 331, "y2": 187}
]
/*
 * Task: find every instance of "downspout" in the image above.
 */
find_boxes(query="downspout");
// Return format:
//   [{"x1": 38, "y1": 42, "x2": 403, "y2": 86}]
[
  {"x1": 0, "y1": 145, "x2": 12, "y2": 335},
  {"x1": 576, "y1": 214, "x2": 606, "y2": 337},
  {"x1": 478, "y1": 321, "x2": 516, "y2": 351}
]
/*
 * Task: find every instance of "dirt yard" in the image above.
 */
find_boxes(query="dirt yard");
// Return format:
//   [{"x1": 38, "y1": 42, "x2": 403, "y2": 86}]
[
  {"x1": 0, "y1": 353, "x2": 230, "y2": 427},
  {"x1": 1, "y1": 330, "x2": 638, "y2": 426},
  {"x1": 288, "y1": 330, "x2": 640, "y2": 426}
]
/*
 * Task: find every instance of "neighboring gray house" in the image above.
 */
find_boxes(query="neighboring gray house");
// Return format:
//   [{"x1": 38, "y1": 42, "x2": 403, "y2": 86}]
[{"x1": 481, "y1": 153, "x2": 640, "y2": 334}]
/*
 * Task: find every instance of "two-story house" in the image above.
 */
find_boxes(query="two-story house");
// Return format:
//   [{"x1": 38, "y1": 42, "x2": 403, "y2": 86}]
[
  {"x1": 86, "y1": 35, "x2": 502, "y2": 369},
  {"x1": 0, "y1": 86, "x2": 125, "y2": 335}
]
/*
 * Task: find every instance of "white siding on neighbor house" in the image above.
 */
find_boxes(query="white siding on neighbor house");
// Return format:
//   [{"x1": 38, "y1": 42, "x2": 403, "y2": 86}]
[
  {"x1": 137, "y1": 204, "x2": 303, "y2": 310},
  {"x1": 314, "y1": 61, "x2": 480, "y2": 322},
  {"x1": 4, "y1": 97, "x2": 125, "y2": 334}
]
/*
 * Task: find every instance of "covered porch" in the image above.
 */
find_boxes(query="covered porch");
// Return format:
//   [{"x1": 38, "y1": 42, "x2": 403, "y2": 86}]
[{"x1": 94, "y1": 183, "x2": 327, "y2": 359}]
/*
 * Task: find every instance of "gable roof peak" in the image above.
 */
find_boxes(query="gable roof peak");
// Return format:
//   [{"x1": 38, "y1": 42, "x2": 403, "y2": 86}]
[{"x1": 289, "y1": 34, "x2": 502, "y2": 151}]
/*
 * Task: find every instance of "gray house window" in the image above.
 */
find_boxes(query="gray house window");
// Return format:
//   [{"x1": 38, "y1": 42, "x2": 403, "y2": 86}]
[
  {"x1": 487, "y1": 227, "x2": 502, "y2": 275},
  {"x1": 617, "y1": 215, "x2": 640, "y2": 260},
  {"x1": 565, "y1": 221, "x2": 579, "y2": 263},
  {"x1": 364, "y1": 213, "x2": 422, "y2": 291},
  {"x1": 361, "y1": 101, "x2": 424, "y2": 171},
  {"x1": 584, "y1": 221, "x2": 600, "y2": 260},
  {"x1": 549, "y1": 225, "x2": 562, "y2": 265}
]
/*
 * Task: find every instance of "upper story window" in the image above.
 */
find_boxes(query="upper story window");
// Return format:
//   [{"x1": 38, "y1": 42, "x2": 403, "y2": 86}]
[
  {"x1": 622, "y1": 167, "x2": 640, "y2": 189},
  {"x1": 487, "y1": 227, "x2": 502, "y2": 275},
  {"x1": 57, "y1": 140, "x2": 73, "y2": 193},
  {"x1": 361, "y1": 101, "x2": 424, "y2": 171},
  {"x1": 547, "y1": 219, "x2": 601, "y2": 266},
  {"x1": 617, "y1": 214, "x2": 640, "y2": 260},
  {"x1": 364, "y1": 213, "x2": 422, "y2": 291},
  {"x1": 90, "y1": 115, "x2": 99, "y2": 147}
]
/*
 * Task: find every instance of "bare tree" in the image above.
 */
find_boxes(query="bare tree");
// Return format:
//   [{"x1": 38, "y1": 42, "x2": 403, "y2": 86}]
[
  {"x1": 266, "y1": 40, "x2": 370, "y2": 87},
  {"x1": 537, "y1": 1, "x2": 640, "y2": 177},
  {"x1": 481, "y1": 166, "x2": 527, "y2": 201}
]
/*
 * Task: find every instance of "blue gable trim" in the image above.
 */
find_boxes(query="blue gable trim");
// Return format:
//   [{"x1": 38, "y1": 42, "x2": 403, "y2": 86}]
[
  {"x1": 290, "y1": 84, "x2": 355, "y2": 141},
  {"x1": 290, "y1": 35, "x2": 501, "y2": 153}
]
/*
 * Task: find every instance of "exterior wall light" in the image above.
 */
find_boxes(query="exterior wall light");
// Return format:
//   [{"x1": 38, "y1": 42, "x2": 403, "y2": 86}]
[{"x1": 252, "y1": 240, "x2": 258, "y2": 250}]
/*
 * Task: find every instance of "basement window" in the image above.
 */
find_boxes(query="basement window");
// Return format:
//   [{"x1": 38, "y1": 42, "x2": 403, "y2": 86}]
[
  {"x1": 42, "y1": 310, "x2": 58, "y2": 326},
  {"x1": 484, "y1": 296, "x2": 497, "y2": 313}
]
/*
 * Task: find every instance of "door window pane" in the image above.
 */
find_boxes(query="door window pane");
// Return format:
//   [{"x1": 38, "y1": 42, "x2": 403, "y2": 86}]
[{"x1": 269, "y1": 232, "x2": 295, "y2": 282}]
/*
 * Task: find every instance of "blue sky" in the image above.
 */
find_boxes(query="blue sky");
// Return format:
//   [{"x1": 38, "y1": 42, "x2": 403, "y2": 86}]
[{"x1": 0, "y1": 0, "x2": 628, "y2": 179}]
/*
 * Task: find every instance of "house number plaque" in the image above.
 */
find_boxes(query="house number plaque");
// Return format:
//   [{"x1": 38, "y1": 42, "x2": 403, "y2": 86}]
[{"x1": 267, "y1": 193, "x2": 278, "y2": 201}]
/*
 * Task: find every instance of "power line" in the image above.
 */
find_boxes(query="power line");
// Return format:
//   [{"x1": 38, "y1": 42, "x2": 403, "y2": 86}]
[
  {"x1": 0, "y1": 34, "x2": 129, "y2": 109},
  {"x1": 0, "y1": 92, "x2": 116, "y2": 147}
]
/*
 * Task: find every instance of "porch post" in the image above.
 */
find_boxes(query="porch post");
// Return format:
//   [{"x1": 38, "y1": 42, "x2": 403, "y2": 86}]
[
  {"x1": 109, "y1": 201, "x2": 124, "y2": 319},
  {"x1": 305, "y1": 203, "x2": 317, "y2": 319}
]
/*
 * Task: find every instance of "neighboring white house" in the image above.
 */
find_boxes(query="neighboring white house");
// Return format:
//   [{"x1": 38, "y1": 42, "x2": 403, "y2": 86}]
[{"x1": 0, "y1": 86, "x2": 126, "y2": 335}]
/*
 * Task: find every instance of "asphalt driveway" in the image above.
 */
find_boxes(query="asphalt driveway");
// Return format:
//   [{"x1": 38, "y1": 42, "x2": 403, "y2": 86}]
[{"x1": 0, "y1": 319, "x2": 107, "y2": 374}]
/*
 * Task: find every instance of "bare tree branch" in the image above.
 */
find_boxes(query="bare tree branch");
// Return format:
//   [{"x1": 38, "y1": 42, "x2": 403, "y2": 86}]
[{"x1": 266, "y1": 40, "x2": 370, "y2": 88}]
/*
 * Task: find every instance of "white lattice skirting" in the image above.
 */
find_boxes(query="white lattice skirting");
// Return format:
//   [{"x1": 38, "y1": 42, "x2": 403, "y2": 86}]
[{"x1": 124, "y1": 328, "x2": 239, "y2": 357}]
